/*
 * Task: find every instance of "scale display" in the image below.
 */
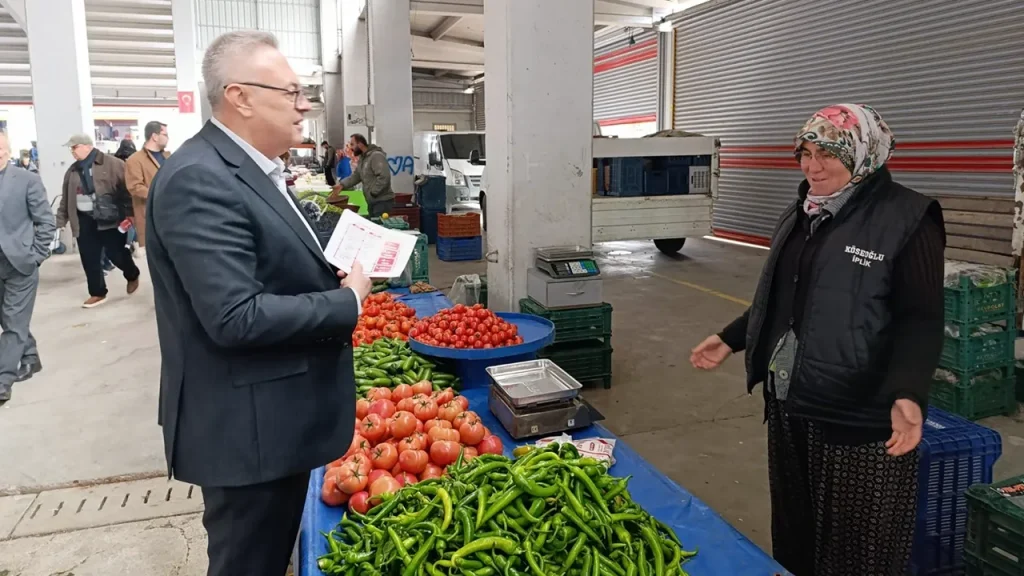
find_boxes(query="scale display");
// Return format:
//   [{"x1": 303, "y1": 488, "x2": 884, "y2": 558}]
[{"x1": 537, "y1": 259, "x2": 600, "y2": 279}]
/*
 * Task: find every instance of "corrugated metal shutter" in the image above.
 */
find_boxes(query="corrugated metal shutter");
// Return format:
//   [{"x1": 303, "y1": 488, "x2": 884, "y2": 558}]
[
  {"x1": 474, "y1": 82, "x2": 485, "y2": 130},
  {"x1": 672, "y1": 0, "x2": 1023, "y2": 241},
  {"x1": 594, "y1": 28, "x2": 657, "y2": 126},
  {"x1": 413, "y1": 90, "x2": 473, "y2": 111}
]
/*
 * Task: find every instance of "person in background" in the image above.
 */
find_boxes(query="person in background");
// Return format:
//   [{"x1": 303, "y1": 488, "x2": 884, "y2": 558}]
[
  {"x1": 690, "y1": 104, "x2": 944, "y2": 575},
  {"x1": 29, "y1": 141, "x2": 38, "y2": 164},
  {"x1": 55, "y1": 134, "x2": 141, "y2": 308},
  {"x1": 125, "y1": 121, "x2": 170, "y2": 258},
  {"x1": 339, "y1": 133, "x2": 394, "y2": 217},
  {"x1": 0, "y1": 132, "x2": 55, "y2": 403},
  {"x1": 146, "y1": 30, "x2": 371, "y2": 576},
  {"x1": 113, "y1": 137, "x2": 136, "y2": 162},
  {"x1": 336, "y1": 143, "x2": 353, "y2": 182},
  {"x1": 321, "y1": 140, "x2": 338, "y2": 187},
  {"x1": 17, "y1": 150, "x2": 37, "y2": 173}
]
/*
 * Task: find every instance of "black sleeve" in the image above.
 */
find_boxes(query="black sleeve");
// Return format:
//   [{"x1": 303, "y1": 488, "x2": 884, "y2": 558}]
[
  {"x1": 718, "y1": 308, "x2": 750, "y2": 352},
  {"x1": 879, "y1": 207, "x2": 945, "y2": 408},
  {"x1": 151, "y1": 164, "x2": 359, "y2": 349}
]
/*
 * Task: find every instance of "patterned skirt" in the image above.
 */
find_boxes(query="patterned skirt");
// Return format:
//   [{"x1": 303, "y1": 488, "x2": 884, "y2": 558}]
[{"x1": 766, "y1": 398, "x2": 919, "y2": 576}]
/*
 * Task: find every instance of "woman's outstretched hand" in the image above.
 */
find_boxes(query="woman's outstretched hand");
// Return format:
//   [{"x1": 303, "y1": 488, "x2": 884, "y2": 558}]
[
  {"x1": 886, "y1": 399, "x2": 923, "y2": 456},
  {"x1": 690, "y1": 334, "x2": 733, "y2": 370}
]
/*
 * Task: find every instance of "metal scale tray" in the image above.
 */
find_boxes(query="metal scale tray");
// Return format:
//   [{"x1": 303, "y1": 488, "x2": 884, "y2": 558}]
[
  {"x1": 486, "y1": 360, "x2": 594, "y2": 439},
  {"x1": 535, "y1": 245, "x2": 594, "y2": 263}
]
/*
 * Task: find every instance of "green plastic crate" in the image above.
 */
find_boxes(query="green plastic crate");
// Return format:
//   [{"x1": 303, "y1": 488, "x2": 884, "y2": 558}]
[
  {"x1": 930, "y1": 369, "x2": 1017, "y2": 421},
  {"x1": 965, "y1": 475, "x2": 1024, "y2": 576},
  {"x1": 539, "y1": 339, "x2": 613, "y2": 389},
  {"x1": 941, "y1": 319, "x2": 1016, "y2": 372},
  {"x1": 945, "y1": 273, "x2": 1017, "y2": 325},
  {"x1": 388, "y1": 232, "x2": 428, "y2": 288},
  {"x1": 518, "y1": 298, "x2": 612, "y2": 344}
]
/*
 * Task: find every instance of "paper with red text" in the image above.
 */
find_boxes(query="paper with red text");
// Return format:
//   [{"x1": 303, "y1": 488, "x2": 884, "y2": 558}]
[{"x1": 324, "y1": 209, "x2": 417, "y2": 278}]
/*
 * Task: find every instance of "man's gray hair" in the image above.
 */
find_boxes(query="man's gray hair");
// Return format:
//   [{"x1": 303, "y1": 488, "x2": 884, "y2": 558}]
[{"x1": 202, "y1": 30, "x2": 278, "y2": 109}]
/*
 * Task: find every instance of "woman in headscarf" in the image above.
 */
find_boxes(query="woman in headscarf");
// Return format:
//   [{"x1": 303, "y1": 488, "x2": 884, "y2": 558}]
[{"x1": 691, "y1": 104, "x2": 945, "y2": 575}]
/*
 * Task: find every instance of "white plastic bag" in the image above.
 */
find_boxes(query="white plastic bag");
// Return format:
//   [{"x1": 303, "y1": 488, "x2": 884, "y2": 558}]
[{"x1": 533, "y1": 435, "x2": 617, "y2": 466}]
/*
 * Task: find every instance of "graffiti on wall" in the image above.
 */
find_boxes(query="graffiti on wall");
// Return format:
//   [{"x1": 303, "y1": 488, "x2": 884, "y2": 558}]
[{"x1": 388, "y1": 155, "x2": 414, "y2": 176}]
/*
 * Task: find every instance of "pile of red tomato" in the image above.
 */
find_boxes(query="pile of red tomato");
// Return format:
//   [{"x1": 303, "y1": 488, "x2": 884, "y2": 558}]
[
  {"x1": 353, "y1": 293, "x2": 417, "y2": 346},
  {"x1": 410, "y1": 304, "x2": 524, "y2": 350},
  {"x1": 321, "y1": 381, "x2": 504, "y2": 511}
]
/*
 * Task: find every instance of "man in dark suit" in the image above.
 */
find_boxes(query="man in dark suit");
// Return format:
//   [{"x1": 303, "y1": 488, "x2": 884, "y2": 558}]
[{"x1": 146, "y1": 30, "x2": 371, "y2": 576}]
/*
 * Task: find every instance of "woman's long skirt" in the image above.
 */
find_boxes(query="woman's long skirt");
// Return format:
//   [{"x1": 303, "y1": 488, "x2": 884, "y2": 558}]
[{"x1": 766, "y1": 398, "x2": 919, "y2": 576}]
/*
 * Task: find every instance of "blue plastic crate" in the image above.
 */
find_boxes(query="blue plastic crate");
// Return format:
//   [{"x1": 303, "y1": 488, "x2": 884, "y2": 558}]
[
  {"x1": 437, "y1": 236, "x2": 482, "y2": 262},
  {"x1": 420, "y1": 207, "x2": 443, "y2": 245},
  {"x1": 911, "y1": 408, "x2": 1003, "y2": 575},
  {"x1": 415, "y1": 176, "x2": 447, "y2": 211}
]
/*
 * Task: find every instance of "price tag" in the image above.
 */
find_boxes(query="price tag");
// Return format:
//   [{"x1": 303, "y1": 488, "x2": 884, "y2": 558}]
[
  {"x1": 567, "y1": 418, "x2": 575, "y2": 427},
  {"x1": 530, "y1": 425, "x2": 539, "y2": 434}
]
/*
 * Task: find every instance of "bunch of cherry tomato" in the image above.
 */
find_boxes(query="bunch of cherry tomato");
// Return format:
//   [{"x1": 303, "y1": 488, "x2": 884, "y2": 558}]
[
  {"x1": 321, "y1": 381, "x2": 504, "y2": 511},
  {"x1": 353, "y1": 293, "x2": 417, "y2": 346},
  {"x1": 410, "y1": 304, "x2": 524, "y2": 350}
]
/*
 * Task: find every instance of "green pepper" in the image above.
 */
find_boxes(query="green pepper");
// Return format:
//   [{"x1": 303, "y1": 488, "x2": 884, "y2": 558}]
[
  {"x1": 561, "y1": 534, "x2": 588, "y2": 572},
  {"x1": 560, "y1": 506, "x2": 604, "y2": 549},
  {"x1": 640, "y1": 527, "x2": 664, "y2": 576},
  {"x1": 476, "y1": 485, "x2": 490, "y2": 528},
  {"x1": 457, "y1": 507, "x2": 473, "y2": 544},
  {"x1": 523, "y1": 539, "x2": 547, "y2": 576},
  {"x1": 513, "y1": 469, "x2": 560, "y2": 498},
  {"x1": 603, "y1": 478, "x2": 630, "y2": 502},
  {"x1": 451, "y1": 537, "x2": 520, "y2": 563},
  {"x1": 560, "y1": 481, "x2": 588, "y2": 521},
  {"x1": 401, "y1": 534, "x2": 436, "y2": 576},
  {"x1": 480, "y1": 488, "x2": 524, "y2": 525},
  {"x1": 637, "y1": 541, "x2": 648, "y2": 576},
  {"x1": 515, "y1": 499, "x2": 541, "y2": 524}
]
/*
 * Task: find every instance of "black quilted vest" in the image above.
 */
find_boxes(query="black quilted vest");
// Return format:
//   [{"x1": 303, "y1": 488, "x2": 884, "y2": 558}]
[{"x1": 744, "y1": 168, "x2": 938, "y2": 428}]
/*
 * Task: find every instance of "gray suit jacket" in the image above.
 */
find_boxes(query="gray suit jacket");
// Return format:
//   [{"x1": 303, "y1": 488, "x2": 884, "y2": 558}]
[
  {"x1": 0, "y1": 166, "x2": 56, "y2": 274},
  {"x1": 146, "y1": 122, "x2": 359, "y2": 488}
]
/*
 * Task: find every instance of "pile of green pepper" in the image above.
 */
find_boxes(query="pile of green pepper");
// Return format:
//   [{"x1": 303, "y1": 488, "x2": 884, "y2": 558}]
[
  {"x1": 319, "y1": 443, "x2": 696, "y2": 576},
  {"x1": 354, "y1": 338, "x2": 460, "y2": 397}
]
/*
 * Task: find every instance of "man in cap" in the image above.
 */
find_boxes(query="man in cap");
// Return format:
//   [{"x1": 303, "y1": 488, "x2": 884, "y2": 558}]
[
  {"x1": 55, "y1": 133, "x2": 141, "y2": 308},
  {"x1": 0, "y1": 131, "x2": 55, "y2": 402}
]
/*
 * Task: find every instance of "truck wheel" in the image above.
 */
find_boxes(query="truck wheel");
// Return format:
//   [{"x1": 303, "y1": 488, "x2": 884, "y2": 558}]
[{"x1": 655, "y1": 238, "x2": 686, "y2": 255}]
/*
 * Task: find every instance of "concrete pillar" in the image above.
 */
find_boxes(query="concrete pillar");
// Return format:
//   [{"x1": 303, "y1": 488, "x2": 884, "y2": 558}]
[
  {"x1": 341, "y1": 0, "x2": 368, "y2": 142},
  {"x1": 483, "y1": 0, "x2": 594, "y2": 311},
  {"x1": 171, "y1": 0, "x2": 202, "y2": 144},
  {"x1": 321, "y1": 0, "x2": 345, "y2": 146},
  {"x1": 25, "y1": 0, "x2": 94, "y2": 203},
  {"x1": 657, "y1": 28, "x2": 675, "y2": 132},
  {"x1": 367, "y1": 0, "x2": 414, "y2": 194}
]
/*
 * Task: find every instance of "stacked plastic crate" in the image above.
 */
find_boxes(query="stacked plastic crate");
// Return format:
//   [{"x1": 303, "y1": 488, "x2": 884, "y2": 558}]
[
  {"x1": 436, "y1": 213, "x2": 482, "y2": 262},
  {"x1": 932, "y1": 263, "x2": 1018, "y2": 421},
  {"x1": 911, "y1": 408, "x2": 1002, "y2": 575},
  {"x1": 416, "y1": 176, "x2": 446, "y2": 245},
  {"x1": 964, "y1": 474, "x2": 1024, "y2": 575},
  {"x1": 518, "y1": 298, "x2": 613, "y2": 389}
]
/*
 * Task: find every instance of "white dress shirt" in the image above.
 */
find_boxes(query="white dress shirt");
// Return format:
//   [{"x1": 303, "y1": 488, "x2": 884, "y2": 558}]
[{"x1": 210, "y1": 118, "x2": 362, "y2": 313}]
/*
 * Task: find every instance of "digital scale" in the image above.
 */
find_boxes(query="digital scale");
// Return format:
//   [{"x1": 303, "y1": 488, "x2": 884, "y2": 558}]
[
  {"x1": 535, "y1": 246, "x2": 601, "y2": 279},
  {"x1": 527, "y1": 246, "x2": 604, "y2": 309},
  {"x1": 486, "y1": 360, "x2": 598, "y2": 439}
]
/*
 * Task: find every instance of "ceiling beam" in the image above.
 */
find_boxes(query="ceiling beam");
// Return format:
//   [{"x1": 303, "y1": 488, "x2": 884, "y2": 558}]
[
  {"x1": 429, "y1": 15, "x2": 462, "y2": 41},
  {"x1": 412, "y1": 60, "x2": 483, "y2": 72},
  {"x1": 410, "y1": 1, "x2": 482, "y2": 16},
  {"x1": 0, "y1": 0, "x2": 26, "y2": 30},
  {"x1": 600, "y1": 0, "x2": 679, "y2": 9},
  {"x1": 411, "y1": 34, "x2": 483, "y2": 57},
  {"x1": 593, "y1": 24, "x2": 622, "y2": 39},
  {"x1": 594, "y1": 13, "x2": 654, "y2": 27}
]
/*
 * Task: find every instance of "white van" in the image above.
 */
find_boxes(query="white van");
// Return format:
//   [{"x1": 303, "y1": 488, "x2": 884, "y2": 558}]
[{"x1": 413, "y1": 131, "x2": 485, "y2": 209}]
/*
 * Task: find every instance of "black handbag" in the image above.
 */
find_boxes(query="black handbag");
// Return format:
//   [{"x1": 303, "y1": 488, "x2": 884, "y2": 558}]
[{"x1": 91, "y1": 193, "x2": 123, "y2": 225}]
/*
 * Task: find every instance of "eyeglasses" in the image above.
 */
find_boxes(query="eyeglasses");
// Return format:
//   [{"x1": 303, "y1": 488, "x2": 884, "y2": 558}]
[{"x1": 228, "y1": 81, "x2": 308, "y2": 107}]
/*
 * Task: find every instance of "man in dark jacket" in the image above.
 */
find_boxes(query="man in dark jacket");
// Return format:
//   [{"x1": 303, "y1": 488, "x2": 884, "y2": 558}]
[
  {"x1": 56, "y1": 133, "x2": 140, "y2": 308},
  {"x1": 340, "y1": 133, "x2": 394, "y2": 217},
  {"x1": 146, "y1": 30, "x2": 372, "y2": 576},
  {"x1": 321, "y1": 140, "x2": 337, "y2": 187}
]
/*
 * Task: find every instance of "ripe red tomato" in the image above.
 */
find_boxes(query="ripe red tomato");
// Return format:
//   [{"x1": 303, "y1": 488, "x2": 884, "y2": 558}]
[
  {"x1": 413, "y1": 398, "x2": 439, "y2": 422},
  {"x1": 345, "y1": 453, "x2": 373, "y2": 476},
  {"x1": 396, "y1": 397, "x2": 415, "y2": 413},
  {"x1": 451, "y1": 395, "x2": 470, "y2": 411},
  {"x1": 336, "y1": 466, "x2": 369, "y2": 495},
  {"x1": 435, "y1": 388, "x2": 456, "y2": 406},
  {"x1": 461, "y1": 446, "x2": 479, "y2": 462},
  {"x1": 438, "y1": 401, "x2": 463, "y2": 422},
  {"x1": 360, "y1": 414, "x2": 387, "y2": 443},
  {"x1": 430, "y1": 440, "x2": 462, "y2": 467},
  {"x1": 411, "y1": 381, "x2": 433, "y2": 396},
  {"x1": 423, "y1": 418, "x2": 452, "y2": 433},
  {"x1": 459, "y1": 420, "x2": 486, "y2": 446},
  {"x1": 392, "y1": 384, "x2": 414, "y2": 401},
  {"x1": 451, "y1": 411, "x2": 479, "y2": 429},
  {"x1": 356, "y1": 398, "x2": 371, "y2": 420},
  {"x1": 428, "y1": 427, "x2": 460, "y2": 444},
  {"x1": 477, "y1": 435, "x2": 504, "y2": 456},
  {"x1": 366, "y1": 387, "x2": 392, "y2": 402},
  {"x1": 369, "y1": 476, "x2": 402, "y2": 502},
  {"x1": 367, "y1": 469, "x2": 392, "y2": 486},
  {"x1": 369, "y1": 399, "x2": 397, "y2": 419},
  {"x1": 345, "y1": 434, "x2": 372, "y2": 458},
  {"x1": 321, "y1": 473, "x2": 349, "y2": 506},
  {"x1": 399, "y1": 449, "x2": 429, "y2": 474},
  {"x1": 371, "y1": 443, "x2": 399, "y2": 470},
  {"x1": 348, "y1": 491, "x2": 371, "y2": 514},
  {"x1": 390, "y1": 411, "x2": 417, "y2": 439},
  {"x1": 394, "y1": 471, "x2": 418, "y2": 486},
  {"x1": 420, "y1": 463, "x2": 443, "y2": 480}
]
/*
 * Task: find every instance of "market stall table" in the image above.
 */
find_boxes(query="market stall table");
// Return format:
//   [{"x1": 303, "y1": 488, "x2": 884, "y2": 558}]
[{"x1": 297, "y1": 389, "x2": 789, "y2": 575}]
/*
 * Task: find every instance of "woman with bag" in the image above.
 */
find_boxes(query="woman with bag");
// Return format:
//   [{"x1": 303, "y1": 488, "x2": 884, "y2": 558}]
[{"x1": 55, "y1": 134, "x2": 141, "y2": 308}]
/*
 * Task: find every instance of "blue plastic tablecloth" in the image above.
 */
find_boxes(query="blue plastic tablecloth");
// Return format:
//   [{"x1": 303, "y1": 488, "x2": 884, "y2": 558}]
[{"x1": 296, "y1": 386, "x2": 789, "y2": 576}]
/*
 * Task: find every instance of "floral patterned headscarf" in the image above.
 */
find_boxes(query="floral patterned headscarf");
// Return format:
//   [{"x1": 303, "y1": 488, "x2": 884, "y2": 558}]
[{"x1": 794, "y1": 104, "x2": 895, "y2": 187}]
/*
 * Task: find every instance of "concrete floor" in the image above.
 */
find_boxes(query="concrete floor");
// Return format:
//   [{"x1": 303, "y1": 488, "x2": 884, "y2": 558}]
[{"x1": 1, "y1": 238, "x2": 1023, "y2": 573}]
